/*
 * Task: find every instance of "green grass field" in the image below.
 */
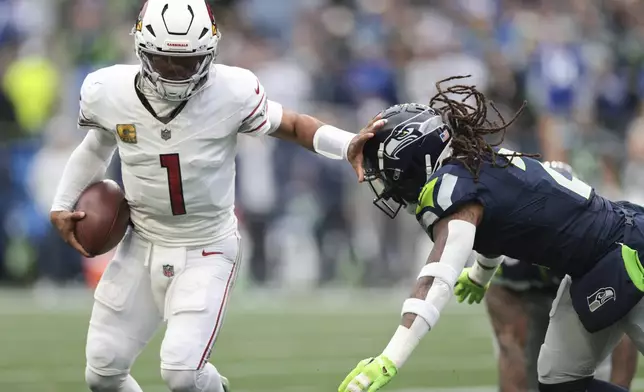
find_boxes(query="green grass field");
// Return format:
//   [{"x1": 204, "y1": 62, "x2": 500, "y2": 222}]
[{"x1": 0, "y1": 288, "x2": 643, "y2": 392}]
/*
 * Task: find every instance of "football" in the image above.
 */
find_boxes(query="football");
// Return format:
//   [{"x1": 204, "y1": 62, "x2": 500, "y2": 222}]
[{"x1": 74, "y1": 180, "x2": 130, "y2": 256}]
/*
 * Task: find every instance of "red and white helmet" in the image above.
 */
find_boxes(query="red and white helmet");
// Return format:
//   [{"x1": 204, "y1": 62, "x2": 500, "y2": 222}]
[{"x1": 132, "y1": 0, "x2": 221, "y2": 101}]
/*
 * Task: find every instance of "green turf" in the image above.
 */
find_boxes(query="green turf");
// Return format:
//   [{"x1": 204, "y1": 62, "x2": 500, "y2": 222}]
[{"x1": 0, "y1": 289, "x2": 641, "y2": 392}]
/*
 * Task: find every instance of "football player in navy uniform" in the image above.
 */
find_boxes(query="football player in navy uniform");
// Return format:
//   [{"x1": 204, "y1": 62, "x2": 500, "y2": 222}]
[
  {"x1": 469, "y1": 162, "x2": 637, "y2": 392},
  {"x1": 338, "y1": 77, "x2": 644, "y2": 392}
]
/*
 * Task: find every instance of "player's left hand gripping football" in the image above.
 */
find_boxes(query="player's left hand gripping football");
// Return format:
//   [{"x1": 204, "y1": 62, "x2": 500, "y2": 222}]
[
  {"x1": 454, "y1": 267, "x2": 489, "y2": 304},
  {"x1": 347, "y1": 115, "x2": 387, "y2": 182},
  {"x1": 339, "y1": 355, "x2": 398, "y2": 392}
]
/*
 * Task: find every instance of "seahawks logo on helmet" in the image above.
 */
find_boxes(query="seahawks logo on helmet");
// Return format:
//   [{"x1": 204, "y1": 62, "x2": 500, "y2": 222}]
[{"x1": 383, "y1": 122, "x2": 425, "y2": 160}]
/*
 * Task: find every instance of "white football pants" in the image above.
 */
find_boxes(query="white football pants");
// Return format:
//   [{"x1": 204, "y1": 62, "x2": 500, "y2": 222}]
[
  {"x1": 538, "y1": 275, "x2": 644, "y2": 384},
  {"x1": 85, "y1": 228, "x2": 240, "y2": 378}
]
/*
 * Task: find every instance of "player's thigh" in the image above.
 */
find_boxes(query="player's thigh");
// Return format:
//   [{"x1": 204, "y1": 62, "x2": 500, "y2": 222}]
[
  {"x1": 537, "y1": 276, "x2": 624, "y2": 384},
  {"x1": 161, "y1": 234, "x2": 240, "y2": 370},
  {"x1": 87, "y1": 230, "x2": 163, "y2": 375}
]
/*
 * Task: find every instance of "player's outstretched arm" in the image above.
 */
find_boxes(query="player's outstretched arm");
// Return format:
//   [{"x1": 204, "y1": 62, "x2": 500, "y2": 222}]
[
  {"x1": 338, "y1": 203, "x2": 483, "y2": 392},
  {"x1": 237, "y1": 73, "x2": 386, "y2": 181},
  {"x1": 50, "y1": 129, "x2": 117, "y2": 257},
  {"x1": 272, "y1": 110, "x2": 386, "y2": 182}
]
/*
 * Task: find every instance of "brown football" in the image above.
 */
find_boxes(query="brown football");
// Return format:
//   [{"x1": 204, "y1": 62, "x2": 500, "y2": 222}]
[{"x1": 74, "y1": 180, "x2": 130, "y2": 256}]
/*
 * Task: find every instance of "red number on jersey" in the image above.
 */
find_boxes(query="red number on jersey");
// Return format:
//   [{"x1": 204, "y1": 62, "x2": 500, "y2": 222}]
[{"x1": 160, "y1": 153, "x2": 187, "y2": 215}]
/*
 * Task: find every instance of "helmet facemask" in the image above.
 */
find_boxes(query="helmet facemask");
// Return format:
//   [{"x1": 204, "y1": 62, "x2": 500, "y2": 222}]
[
  {"x1": 364, "y1": 135, "x2": 435, "y2": 218},
  {"x1": 364, "y1": 167, "x2": 406, "y2": 218},
  {"x1": 138, "y1": 48, "x2": 215, "y2": 102}
]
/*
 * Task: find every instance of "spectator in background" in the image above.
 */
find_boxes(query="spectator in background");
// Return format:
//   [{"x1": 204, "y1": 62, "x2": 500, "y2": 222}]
[
  {"x1": 2, "y1": 0, "x2": 644, "y2": 288},
  {"x1": 525, "y1": 18, "x2": 587, "y2": 162},
  {"x1": 0, "y1": 0, "x2": 18, "y2": 282},
  {"x1": 2, "y1": 40, "x2": 59, "y2": 136},
  {"x1": 0, "y1": 33, "x2": 20, "y2": 142},
  {"x1": 0, "y1": 31, "x2": 19, "y2": 282},
  {"x1": 27, "y1": 116, "x2": 84, "y2": 284},
  {"x1": 622, "y1": 113, "x2": 644, "y2": 205}
]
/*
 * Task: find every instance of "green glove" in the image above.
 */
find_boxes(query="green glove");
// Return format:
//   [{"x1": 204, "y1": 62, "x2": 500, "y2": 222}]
[
  {"x1": 454, "y1": 267, "x2": 489, "y2": 304},
  {"x1": 338, "y1": 355, "x2": 398, "y2": 392}
]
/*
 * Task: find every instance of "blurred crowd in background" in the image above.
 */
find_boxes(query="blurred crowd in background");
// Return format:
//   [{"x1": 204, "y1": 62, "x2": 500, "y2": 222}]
[{"x1": 1, "y1": 0, "x2": 644, "y2": 290}]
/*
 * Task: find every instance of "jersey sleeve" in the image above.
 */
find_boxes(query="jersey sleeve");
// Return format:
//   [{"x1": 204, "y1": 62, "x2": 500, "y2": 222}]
[
  {"x1": 415, "y1": 168, "x2": 480, "y2": 234},
  {"x1": 238, "y1": 75, "x2": 283, "y2": 137},
  {"x1": 77, "y1": 72, "x2": 109, "y2": 132}
]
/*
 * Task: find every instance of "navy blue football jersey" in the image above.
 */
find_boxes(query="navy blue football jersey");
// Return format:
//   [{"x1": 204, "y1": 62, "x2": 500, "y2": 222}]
[{"x1": 416, "y1": 151, "x2": 625, "y2": 277}]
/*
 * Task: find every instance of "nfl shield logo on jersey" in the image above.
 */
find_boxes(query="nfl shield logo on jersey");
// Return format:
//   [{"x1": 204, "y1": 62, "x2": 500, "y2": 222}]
[
  {"x1": 161, "y1": 129, "x2": 172, "y2": 141},
  {"x1": 162, "y1": 264, "x2": 175, "y2": 278}
]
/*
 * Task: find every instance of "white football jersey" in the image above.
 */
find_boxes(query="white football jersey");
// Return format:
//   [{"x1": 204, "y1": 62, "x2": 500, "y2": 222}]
[{"x1": 78, "y1": 64, "x2": 283, "y2": 247}]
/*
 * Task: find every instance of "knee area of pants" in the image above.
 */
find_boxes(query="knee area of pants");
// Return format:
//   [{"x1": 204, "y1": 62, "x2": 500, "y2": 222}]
[
  {"x1": 86, "y1": 337, "x2": 131, "y2": 374},
  {"x1": 161, "y1": 369, "x2": 199, "y2": 392},
  {"x1": 85, "y1": 366, "x2": 126, "y2": 392}
]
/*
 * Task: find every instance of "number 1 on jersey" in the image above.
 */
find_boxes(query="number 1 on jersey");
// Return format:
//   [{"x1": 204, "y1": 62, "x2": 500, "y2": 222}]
[{"x1": 160, "y1": 154, "x2": 187, "y2": 215}]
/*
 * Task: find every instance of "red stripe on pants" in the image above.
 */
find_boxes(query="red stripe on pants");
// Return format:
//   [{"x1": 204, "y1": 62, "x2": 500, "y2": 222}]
[{"x1": 198, "y1": 263, "x2": 236, "y2": 369}]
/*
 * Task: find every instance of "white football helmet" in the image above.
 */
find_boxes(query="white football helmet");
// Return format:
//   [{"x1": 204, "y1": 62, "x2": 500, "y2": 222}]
[{"x1": 132, "y1": 0, "x2": 221, "y2": 101}]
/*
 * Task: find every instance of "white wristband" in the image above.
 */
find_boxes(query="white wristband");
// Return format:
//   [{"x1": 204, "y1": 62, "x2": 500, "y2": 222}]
[
  {"x1": 468, "y1": 255, "x2": 504, "y2": 286},
  {"x1": 312, "y1": 125, "x2": 355, "y2": 160}
]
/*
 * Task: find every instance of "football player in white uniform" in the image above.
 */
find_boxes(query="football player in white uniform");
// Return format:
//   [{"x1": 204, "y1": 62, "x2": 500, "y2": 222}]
[{"x1": 49, "y1": 1, "x2": 384, "y2": 392}]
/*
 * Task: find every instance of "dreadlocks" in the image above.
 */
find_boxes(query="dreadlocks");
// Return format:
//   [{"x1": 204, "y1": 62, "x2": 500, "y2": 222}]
[{"x1": 429, "y1": 75, "x2": 538, "y2": 179}]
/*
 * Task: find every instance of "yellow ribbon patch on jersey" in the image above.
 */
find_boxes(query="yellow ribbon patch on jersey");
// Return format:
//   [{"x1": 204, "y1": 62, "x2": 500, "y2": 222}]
[{"x1": 116, "y1": 124, "x2": 137, "y2": 143}]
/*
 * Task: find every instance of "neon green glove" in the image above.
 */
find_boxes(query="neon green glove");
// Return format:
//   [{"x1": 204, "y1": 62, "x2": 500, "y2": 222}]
[
  {"x1": 454, "y1": 267, "x2": 489, "y2": 304},
  {"x1": 338, "y1": 355, "x2": 398, "y2": 392}
]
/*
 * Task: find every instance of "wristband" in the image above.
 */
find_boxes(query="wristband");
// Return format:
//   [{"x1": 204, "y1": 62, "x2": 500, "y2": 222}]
[
  {"x1": 312, "y1": 125, "x2": 354, "y2": 160},
  {"x1": 468, "y1": 255, "x2": 504, "y2": 286}
]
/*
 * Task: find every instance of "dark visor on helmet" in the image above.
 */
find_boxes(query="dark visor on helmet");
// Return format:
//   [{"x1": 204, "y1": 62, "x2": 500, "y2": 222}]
[{"x1": 141, "y1": 51, "x2": 211, "y2": 81}]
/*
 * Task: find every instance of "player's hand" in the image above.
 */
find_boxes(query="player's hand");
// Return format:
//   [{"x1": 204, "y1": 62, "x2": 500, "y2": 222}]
[
  {"x1": 347, "y1": 115, "x2": 388, "y2": 182},
  {"x1": 50, "y1": 210, "x2": 91, "y2": 257},
  {"x1": 454, "y1": 268, "x2": 489, "y2": 304},
  {"x1": 339, "y1": 355, "x2": 398, "y2": 392}
]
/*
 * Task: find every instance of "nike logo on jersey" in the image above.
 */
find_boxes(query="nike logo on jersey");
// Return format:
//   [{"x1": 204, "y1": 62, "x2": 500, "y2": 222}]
[
  {"x1": 202, "y1": 250, "x2": 223, "y2": 257},
  {"x1": 254, "y1": 80, "x2": 260, "y2": 94}
]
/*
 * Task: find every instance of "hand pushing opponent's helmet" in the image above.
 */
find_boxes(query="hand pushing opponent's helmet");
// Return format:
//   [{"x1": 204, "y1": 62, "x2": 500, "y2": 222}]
[
  {"x1": 133, "y1": 0, "x2": 221, "y2": 101},
  {"x1": 363, "y1": 103, "x2": 453, "y2": 218}
]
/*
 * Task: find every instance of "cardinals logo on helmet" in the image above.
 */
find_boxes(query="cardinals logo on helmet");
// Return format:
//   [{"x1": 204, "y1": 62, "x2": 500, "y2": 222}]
[
  {"x1": 205, "y1": 2, "x2": 218, "y2": 35},
  {"x1": 135, "y1": 1, "x2": 149, "y2": 32}
]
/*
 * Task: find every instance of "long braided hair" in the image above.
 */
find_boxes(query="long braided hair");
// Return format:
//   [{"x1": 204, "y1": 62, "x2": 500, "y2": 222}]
[{"x1": 429, "y1": 75, "x2": 538, "y2": 179}]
